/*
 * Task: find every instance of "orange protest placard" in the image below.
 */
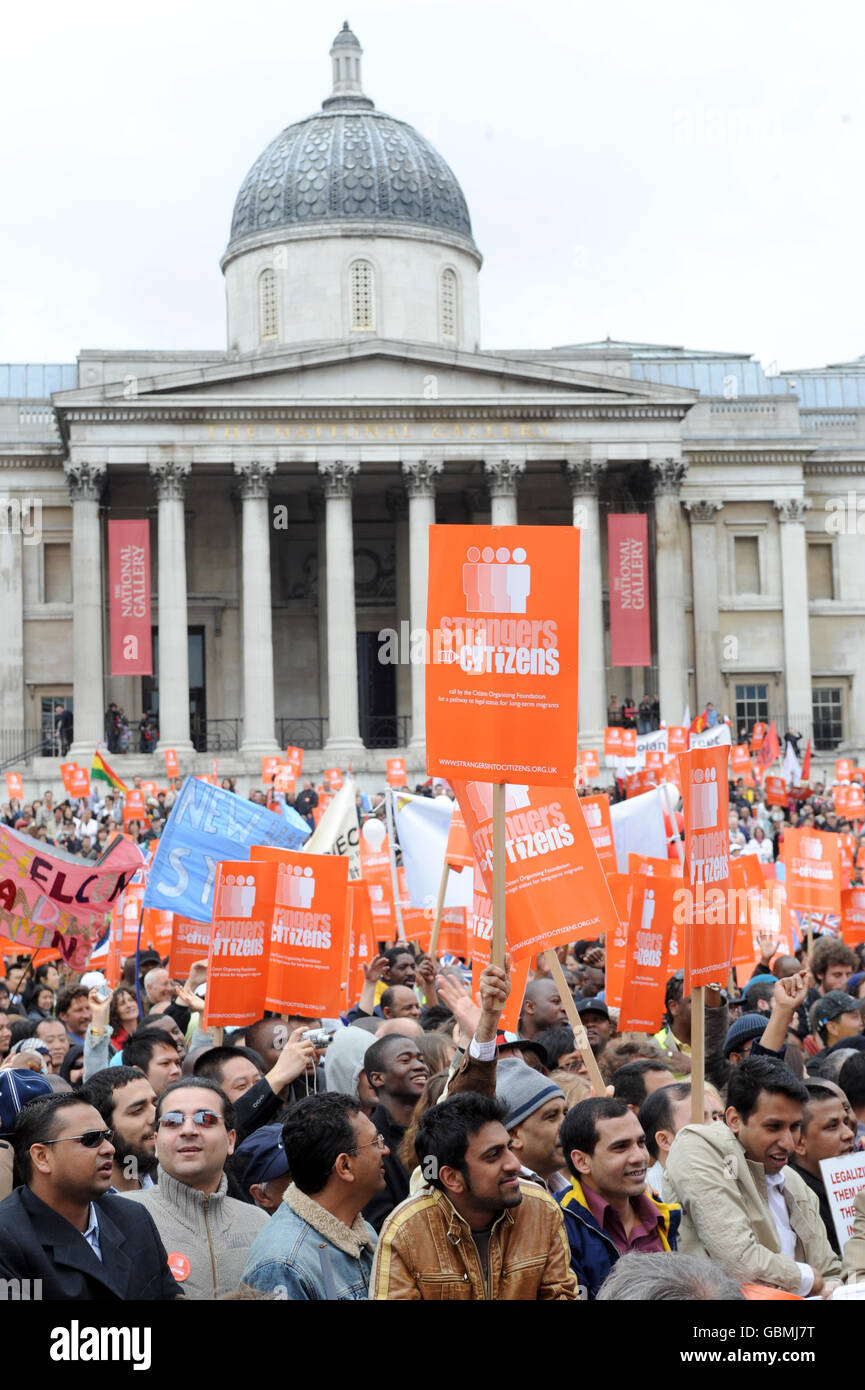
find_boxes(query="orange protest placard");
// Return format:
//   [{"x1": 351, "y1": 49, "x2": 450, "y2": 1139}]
[
  {"x1": 621, "y1": 729, "x2": 637, "y2": 757},
  {"x1": 426, "y1": 525, "x2": 580, "y2": 786},
  {"x1": 469, "y1": 865, "x2": 529, "y2": 1032},
  {"x1": 163, "y1": 749, "x2": 179, "y2": 778},
  {"x1": 204, "y1": 860, "x2": 276, "y2": 1028},
  {"x1": 841, "y1": 787, "x2": 865, "y2": 820},
  {"x1": 839, "y1": 833, "x2": 856, "y2": 890},
  {"x1": 386, "y1": 757, "x2": 407, "y2": 787},
  {"x1": 667, "y1": 727, "x2": 688, "y2": 754},
  {"x1": 123, "y1": 790, "x2": 148, "y2": 825},
  {"x1": 628, "y1": 853, "x2": 681, "y2": 879},
  {"x1": 360, "y1": 834, "x2": 397, "y2": 941},
  {"x1": 680, "y1": 744, "x2": 733, "y2": 990},
  {"x1": 67, "y1": 768, "x2": 91, "y2": 797},
  {"x1": 750, "y1": 882, "x2": 795, "y2": 957},
  {"x1": 439, "y1": 907, "x2": 468, "y2": 957},
  {"x1": 253, "y1": 847, "x2": 349, "y2": 1018},
  {"x1": 619, "y1": 875, "x2": 675, "y2": 1033},
  {"x1": 841, "y1": 888, "x2": 865, "y2": 945},
  {"x1": 169, "y1": 915, "x2": 212, "y2": 980},
  {"x1": 604, "y1": 728, "x2": 624, "y2": 757},
  {"x1": 285, "y1": 746, "x2": 304, "y2": 775},
  {"x1": 751, "y1": 722, "x2": 767, "y2": 751},
  {"x1": 578, "y1": 750, "x2": 600, "y2": 780},
  {"x1": 323, "y1": 768, "x2": 343, "y2": 789},
  {"x1": 59, "y1": 762, "x2": 80, "y2": 793},
  {"x1": 140, "y1": 907, "x2": 173, "y2": 958},
  {"x1": 454, "y1": 780, "x2": 619, "y2": 963},
  {"x1": 5, "y1": 773, "x2": 23, "y2": 800},
  {"x1": 398, "y1": 866, "x2": 431, "y2": 951},
  {"x1": 731, "y1": 745, "x2": 752, "y2": 777},
  {"x1": 765, "y1": 776, "x2": 787, "y2": 807},
  {"x1": 645, "y1": 750, "x2": 664, "y2": 771},
  {"x1": 140, "y1": 781, "x2": 158, "y2": 798},
  {"x1": 274, "y1": 767, "x2": 297, "y2": 796},
  {"x1": 603, "y1": 873, "x2": 631, "y2": 1009},
  {"x1": 580, "y1": 796, "x2": 617, "y2": 876},
  {"x1": 117, "y1": 883, "x2": 145, "y2": 955},
  {"x1": 729, "y1": 856, "x2": 766, "y2": 966},
  {"x1": 444, "y1": 809, "x2": 473, "y2": 871},
  {"x1": 261, "y1": 756, "x2": 280, "y2": 783},
  {"x1": 343, "y1": 878, "x2": 377, "y2": 1009},
  {"x1": 783, "y1": 827, "x2": 842, "y2": 916},
  {"x1": 837, "y1": 758, "x2": 855, "y2": 782},
  {"x1": 627, "y1": 769, "x2": 659, "y2": 797}
]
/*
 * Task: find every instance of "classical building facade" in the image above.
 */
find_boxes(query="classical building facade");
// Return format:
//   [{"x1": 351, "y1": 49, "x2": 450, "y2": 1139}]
[{"x1": 2, "y1": 24, "x2": 864, "y2": 787}]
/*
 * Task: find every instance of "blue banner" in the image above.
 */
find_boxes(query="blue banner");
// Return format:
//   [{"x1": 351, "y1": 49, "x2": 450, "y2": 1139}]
[{"x1": 142, "y1": 777, "x2": 310, "y2": 922}]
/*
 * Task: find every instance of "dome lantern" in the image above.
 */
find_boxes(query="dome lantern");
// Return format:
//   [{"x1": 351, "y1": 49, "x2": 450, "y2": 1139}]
[{"x1": 325, "y1": 21, "x2": 371, "y2": 108}]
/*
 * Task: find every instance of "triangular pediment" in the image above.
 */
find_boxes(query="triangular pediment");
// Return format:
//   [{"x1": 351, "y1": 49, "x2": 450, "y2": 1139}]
[{"x1": 53, "y1": 338, "x2": 698, "y2": 412}]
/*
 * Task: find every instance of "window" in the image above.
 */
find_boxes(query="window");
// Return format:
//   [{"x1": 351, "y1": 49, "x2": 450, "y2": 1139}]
[
  {"x1": 807, "y1": 542, "x2": 834, "y2": 600},
  {"x1": 733, "y1": 536, "x2": 760, "y2": 594},
  {"x1": 812, "y1": 687, "x2": 843, "y2": 750},
  {"x1": 440, "y1": 268, "x2": 457, "y2": 340},
  {"x1": 350, "y1": 260, "x2": 375, "y2": 331},
  {"x1": 43, "y1": 543, "x2": 71, "y2": 602},
  {"x1": 259, "y1": 268, "x2": 278, "y2": 341},
  {"x1": 735, "y1": 683, "x2": 769, "y2": 737}
]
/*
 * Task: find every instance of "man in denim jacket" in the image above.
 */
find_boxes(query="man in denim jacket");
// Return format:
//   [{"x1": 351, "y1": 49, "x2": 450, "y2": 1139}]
[{"x1": 242, "y1": 1093, "x2": 385, "y2": 1300}]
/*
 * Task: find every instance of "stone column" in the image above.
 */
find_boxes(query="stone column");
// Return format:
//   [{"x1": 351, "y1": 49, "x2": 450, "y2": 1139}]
[
  {"x1": 0, "y1": 510, "x2": 24, "y2": 733},
  {"x1": 65, "y1": 459, "x2": 106, "y2": 758},
  {"x1": 775, "y1": 499, "x2": 813, "y2": 730},
  {"x1": 234, "y1": 456, "x2": 279, "y2": 755},
  {"x1": 484, "y1": 457, "x2": 525, "y2": 525},
  {"x1": 563, "y1": 458, "x2": 607, "y2": 745},
  {"x1": 686, "y1": 500, "x2": 723, "y2": 712},
  {"x1": 650, "y1": 458, "x2": 689, "y2": 727},
  {"x1": 318, "y1": 459, "x2": 364, "y2": 755},
  {"x1": 402, "y1": 457, "x2": 442, "y2": 759},
  {"x1": 149, "y1": 455, "x2": 194, "y2": 755}
]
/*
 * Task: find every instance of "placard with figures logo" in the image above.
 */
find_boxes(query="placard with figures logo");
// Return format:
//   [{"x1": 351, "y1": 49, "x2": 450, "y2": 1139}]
[{"x1": 425, "y1": 526, "x2": 580, "y2": 786}]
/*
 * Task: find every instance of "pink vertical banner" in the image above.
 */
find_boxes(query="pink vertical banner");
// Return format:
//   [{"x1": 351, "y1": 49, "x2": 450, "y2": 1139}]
[
  {"x1": 608, "y1": 514, "x2": 651, "y2": 667},
  {"x1": 108, "y1": 519, "x2": 152, "y2": 675}
]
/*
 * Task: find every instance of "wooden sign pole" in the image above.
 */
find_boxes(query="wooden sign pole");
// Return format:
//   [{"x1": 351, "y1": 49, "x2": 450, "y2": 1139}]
[
  {"x1": 385, "y1": 789, "x2": 406, "y2": 941},
  {"x1": 491, "y1": 783, "x2": 506, "y2": 970},
  {"x1": 428, "y1": 861, "x2": 451, "y2": 961},
  {"x1": 545, "y1": 950, "x2": 606, "y2": 1096},
  {"x1": 662, "y1": 782, "x2": 703, "y2": 1125}
]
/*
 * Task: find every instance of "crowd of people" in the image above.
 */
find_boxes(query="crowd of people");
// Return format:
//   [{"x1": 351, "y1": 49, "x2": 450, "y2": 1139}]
[{"x1": 1, "y1": 760, "x2": 865, "y2": 1304}]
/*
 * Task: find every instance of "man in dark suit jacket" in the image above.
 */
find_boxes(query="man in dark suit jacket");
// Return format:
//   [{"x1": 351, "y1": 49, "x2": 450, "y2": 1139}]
[{"x1": 0, "y1": 1091, "x2": 180, "y2": 1300}]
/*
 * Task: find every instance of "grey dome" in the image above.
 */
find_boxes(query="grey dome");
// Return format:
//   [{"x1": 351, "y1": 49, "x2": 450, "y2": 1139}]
[
  {"x1": 228, "y1": 103, "x2": 476, "y2": 251},
  {"x1": 332, "y1": 21, "x2": 360, "y2": 48}
]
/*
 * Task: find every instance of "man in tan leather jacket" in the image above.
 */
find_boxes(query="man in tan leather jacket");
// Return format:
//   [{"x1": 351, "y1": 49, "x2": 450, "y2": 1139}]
[
  {"x1": 664, "y1": 1057, "x2": 841, "y2": 1296},
  {"x1": 370, "y1": 1091, "x2": 577, "y2": 1300}
]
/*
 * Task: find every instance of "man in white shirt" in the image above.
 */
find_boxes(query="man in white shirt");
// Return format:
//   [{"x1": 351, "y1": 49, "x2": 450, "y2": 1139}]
[{"x1": 664, "y1": 1057, "x2": 841, "y2": 1296}]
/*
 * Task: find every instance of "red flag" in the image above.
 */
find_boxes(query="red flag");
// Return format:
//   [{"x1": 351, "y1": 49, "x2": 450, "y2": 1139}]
[
  {"x1": 754, "y1": 720, "x2": 781, "y2": 774},
  {"x1": 689, "y1": 712, "x2": 708, "y2": 735},
  {"x1": 801, "y1": 739, "x2": 811, "y2": 782}
]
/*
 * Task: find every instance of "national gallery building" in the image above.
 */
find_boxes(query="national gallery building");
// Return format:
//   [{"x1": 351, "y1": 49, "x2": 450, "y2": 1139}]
[{"x1": 2, "y1": 24, "x2": 864, "y2": 786}]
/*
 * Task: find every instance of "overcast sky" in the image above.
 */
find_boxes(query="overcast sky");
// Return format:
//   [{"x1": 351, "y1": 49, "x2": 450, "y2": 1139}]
[{"x1": 3, "y1": 0, "x2": 864, "y2": 371}]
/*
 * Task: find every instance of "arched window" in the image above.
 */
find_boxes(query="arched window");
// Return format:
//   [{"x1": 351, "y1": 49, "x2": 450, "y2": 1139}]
[
  {"x1": 350, "y1": 259, "x2": 375, "y2": 331},
  {"x1": 259, "y1": 268, "x2": 278, "y2": 341},
  {"x1": 440, "y1": 268, "x2": 457, "y2": 341}
]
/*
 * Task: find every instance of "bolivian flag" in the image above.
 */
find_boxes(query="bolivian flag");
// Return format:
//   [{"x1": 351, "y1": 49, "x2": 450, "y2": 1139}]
[{"x1": 91, "y1": 747, "x2": 128, "y2": 793}]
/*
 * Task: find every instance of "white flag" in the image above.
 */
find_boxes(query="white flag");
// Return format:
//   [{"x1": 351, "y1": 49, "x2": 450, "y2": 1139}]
[
  {"x1": 610, "y1": 787, "x2": 668, "y2": 872},
  {"x1": 390, "y1": 790, "x2": 473, "y2": 911},
  {"x1": 305, "y1": 778, "x2": 361, "y2": 878}
]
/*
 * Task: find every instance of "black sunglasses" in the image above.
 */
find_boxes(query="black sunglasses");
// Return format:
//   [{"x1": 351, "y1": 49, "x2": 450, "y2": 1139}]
[{"x1": 40, "y1": 1128, "x2": 114, "y2": 1150}]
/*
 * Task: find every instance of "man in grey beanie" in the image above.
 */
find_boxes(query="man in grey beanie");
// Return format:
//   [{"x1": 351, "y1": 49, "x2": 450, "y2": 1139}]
[{"x1": 496, "y1": 1057, "x2": 568, "y2": 1194}]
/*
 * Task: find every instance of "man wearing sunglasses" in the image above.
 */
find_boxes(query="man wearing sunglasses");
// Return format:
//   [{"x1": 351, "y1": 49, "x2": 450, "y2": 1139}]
[
  {"x1": 0, "y1": 1092, "x2": 181, "y2": 1300},
  {"x1": 119, "y1": 1077, "x2": 268, "y2": 1299}
]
